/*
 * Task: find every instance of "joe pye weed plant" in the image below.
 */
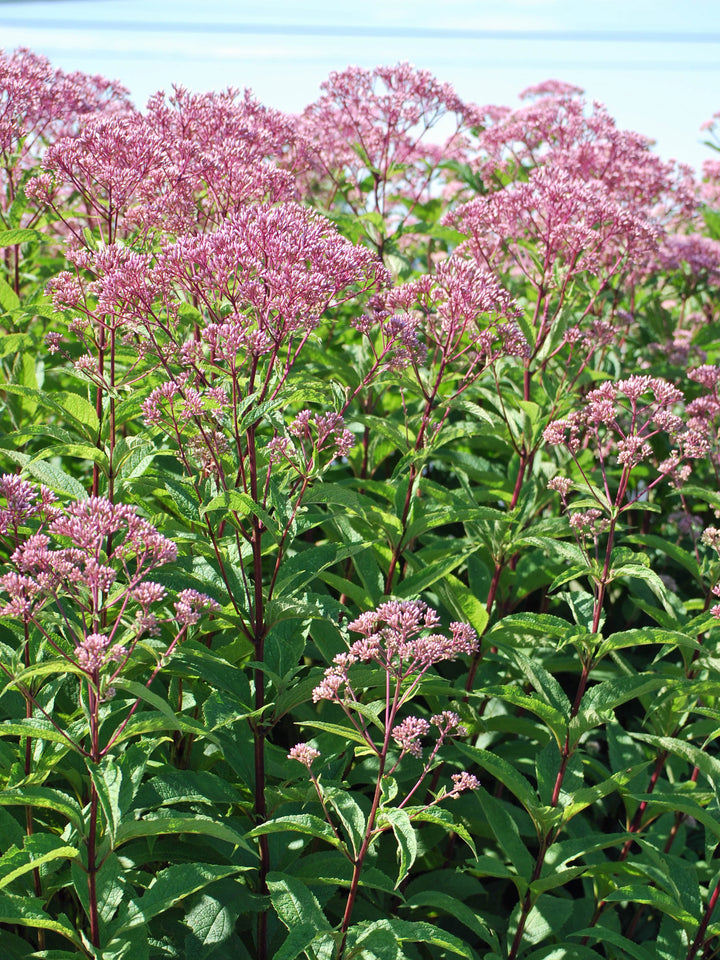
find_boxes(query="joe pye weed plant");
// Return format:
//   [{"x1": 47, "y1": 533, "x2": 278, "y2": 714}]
[{"x1": 3, "y1": 45, "x2": 720, "y2": 960}]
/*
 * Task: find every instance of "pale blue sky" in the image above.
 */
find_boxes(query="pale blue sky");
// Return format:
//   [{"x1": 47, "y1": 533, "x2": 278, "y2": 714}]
[{"x1": 1, "y1": 0, "x2": 719, "y2": 172}]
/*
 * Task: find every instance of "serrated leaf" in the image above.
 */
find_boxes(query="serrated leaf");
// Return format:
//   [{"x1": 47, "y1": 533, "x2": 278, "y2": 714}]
[
  {"x1": 114, "y1": 814, "x2": 248, "y2": 851},
  {"x1": 482, "y1": 685, "x2": 567, "y2": 746},
  {"x1": 267, "y1": 873, "x2": 333, "y2": 960},
  {"x1": 0, "y1": 718, "x2": 82, "y2": 752},
  {"x1": 247, "y1": 814, "x2": 344, "y2": 850},
  {"x1": 0, "y1": 836, "x2": 77, "y2": 891},
  {"x1": 410, "y1": 805, "x2": 477, "y2": 858},
  {"x1": 0, "y1": 787, "x2": 84, "y2": 832},
  {"x1": 328, "y1": 791, "x2": 366, "y2": 858},
  {"x1": 455, "y1": 743, "x2": 540, "y2": 824},
  {"x1": 613, "y1": 564, "x2": 673, "y2": 612},
  {"x1": 596, "y1": 628, "x2": 699, "y2": 659},
  {"x1": 378, "y1": 807, "x2": 417, "y2": 887},
  {"x1": 0, "y1": 275, "x2": 19, "y2": 311},
  {"x1": 365, "y1": 918, "x2": 476, "y2": 957},
  {"x1": 405, "y1": 890, "x2": 499, "y2": 949},
  {"x1": 22, "y1": 458, "x2": 87, "y2": 499},
  {"x1": 112, "y1": 863, "x2": 242, "y2": 933},
  {"x1": 510, "y1": 650, "x2": 572, "y2": 717},
  {"x1": 0, "y1": 893, "x2": 82, "y2": 945},
  {"x1": 132, "y1": 769, "x2": 240, "y2": 811},
  {"x1": 571, "y1": 927, "x2": 653, "y2": 960},
  {"x1": 476, "y1": 787, "x2": 533, "y2": 879},
  {"x1": 571, "y1": 675, "x2": 664, "y2": 741},
  {"x1": 602, "y1": 886, "x2": 697, "y2": 925},
  {"x1": 633, "y1": 734, "x2": 720, "y2": 791},
  {"x1": 201, "y1": 489, "x2": 278, "y2": 537},
  {"x1": 299, "y1": 719, "x2": 374, "y2": 749},
  {"x1": 274, "y1": 921, "x2": 333, "y2": 960},
  {"x1": 0, "y1": 228, "x2": 41, "y2": 247},
  {"x1": 559, "y1": 762, "x2": 649, "y2": 822}
]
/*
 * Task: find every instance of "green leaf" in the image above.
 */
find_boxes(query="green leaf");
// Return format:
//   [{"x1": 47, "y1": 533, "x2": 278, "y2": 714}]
[
  {"x1": 275, "y1": 542, "x2": 369, "y2": 597},
  {"x1": 455, "y1": 743, "x2": 541, "y2": 825},
  {"x1": 72, "y1": 850, "x2": 127, "y2": 931},
  {"x1": 132, "y1": 769, "x2": 240, "y2": 812},
  {"x1": 436, "y1": 573, "x2": 490, "y2": 636},
  {"x1": 201, "y1": 489, "x2": 279, "y2": 537},
  {"x1": 571, "y1": 927, "x2": 653, "y2": 960},
  {"x1": 410, "y1": 806, "x2": 477, "y2": 858},
  {"x1": 89, "y1": 756, "x2": 124, "y2": 847},
  {"x1": 476, "y1": 787, "x2": 533, "y2": 880},
  {"x1": 299, "y1": 719, "x2": 373, "y2": 749},
  {"x1": 267, "y1": 872, "x2": 334, "y2": 960},
  {"x1": 520, "y1": 536, "x2": 588, "y2": 568},
  {"x1": 22, "y1": 458, "x2": 88, "y2": 499},
  {"x1": 274, "y1": 921, "x2": 334, "y2": 960},
  {"x1": 0, "y1": 228, "x2": 42, "y2": 247},
  {"x1": 404, "y1": 891, "x2": 499, "y2": 950},
  {"x1": 248, "y1": 814, "x2": 344, "y2": 851},
  {"x1": 378, "y1": 807, "x2": 417, "y2": 887},
  {"x1": 602, "y1": 886, "x2": 697, "y2": 926},
  {"x1": 571, "y1": 675, "x2": 664, "y2": 741},
  {"x1": 624, "y1": 534, "x2": 701, "y2": 581},
  {"x1": 633, "y1": 734, "x2": 720, "y2": 791},
  {"x1": 0, "y1": 836, "x2": 77, "y2": 891},
  {"x1": 396, "y1": 547, "x2": 477, "y2": 598},
  {"x1": 612, "y1": 564, "x2": 673, "y2": 612},
  {"x1": 483, "y1": 684, "x2": 567, "y2": 747},
  {"x1": 509, "y1": 895, "x2": 572, "y2": 949},
  {"x1": 559, "y1": 762, "x2": 650, "y2": 823},
  {"x1": 328, "y1": 791, "x2": 366, "y2": 858},
  {"x1": 596, "y1": 628, "x2": 700, "y2": 659},
  {"x1": 112, "y1": 863, "x2": 243, "y2": 933},
  {"x1": 0, "y1": 787, "x2": 84, "y2": 832},
  {"x1": 0, "y1": 718, "x2": 82, "y2": 752},
  {"x1": 183, "y1": 879, "x2": 242, "y2": 952},
  {"x1": 111, "y1": 677, "x2": 211, "y2": 741},
  {"x1": 0, "y1": 893, "x2": 82, "y2": 945},
  {"x1": 54, "y1": 391, "x2": 101, "y2": 436},
  {"x1": 0, "y1": 275, "x2": 19, "y2": 311},
  {"x1": 548, "y1": 563, "x2": 594, "y2": 593},
  {"x1": 360, "y1": 918, "x2": 476, "y2": 958},
  {"x1": 511, "y1": 650, "x2": 572, "y2": 717},
  {"x1": 115, "y1": 814, "x2": 248, "y2": 851}
]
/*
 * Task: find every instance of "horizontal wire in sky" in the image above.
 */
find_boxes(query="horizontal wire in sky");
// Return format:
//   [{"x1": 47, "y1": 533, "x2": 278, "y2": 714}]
[
  {"x1": 2, "y1": 21, "x2": 720, "y2": 42},
  {"x1": 23, "y1": 48, "x2": 720, "y2": 72}
]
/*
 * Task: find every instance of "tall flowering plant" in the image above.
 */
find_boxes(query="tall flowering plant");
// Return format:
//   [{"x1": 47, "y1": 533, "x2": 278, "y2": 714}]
[
  {"x1": 260, "y1": 601, "x2": 481, "y2": 959},
  {"x1": 0, "y1": 481, "x2": 218, "y2": 953},
  {"x1": 5, "y1": 42, "x2": 720, "y2": 960}
]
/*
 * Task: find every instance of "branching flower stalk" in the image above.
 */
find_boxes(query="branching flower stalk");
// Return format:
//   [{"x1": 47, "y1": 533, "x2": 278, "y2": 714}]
[
  {"x1": 505, "y1": 376, "x2": 709, "y2": 959},
  {"x1": 0, "y1": 492, "x2": 216, "y2": 949},
  {"x1": 292, "y1": 600, "x2": 478, "y2": 958}
]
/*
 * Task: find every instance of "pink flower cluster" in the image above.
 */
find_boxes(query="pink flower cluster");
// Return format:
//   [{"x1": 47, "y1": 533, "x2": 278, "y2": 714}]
[
  {"x1": 471, "y1": 80, "x2": 696, "y2": 224},
  {"x1": 0, "y1": 490, "x2": 216, "y2": 677},
  {"x1": 312, "y1": 600, "x2": 477, "y2": 703},
  {"x1": 450, "y1": 166, "x2": 658, "y2": 287},
  {"x1": 1, "y1": 47, "x2": 131, "y2": 218},
  {"x1": 0, "y1": 474, "x2": 59, "y2": 536},
  {"x1": 384, "y1": 254, "x2": 528, "y2": 369},
  {"x1": 544, "y1": 375, "x2": 708, "y2": 497},
  {"x1": 298, "y1": 62, "x2": 471, "y2": 227}
]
